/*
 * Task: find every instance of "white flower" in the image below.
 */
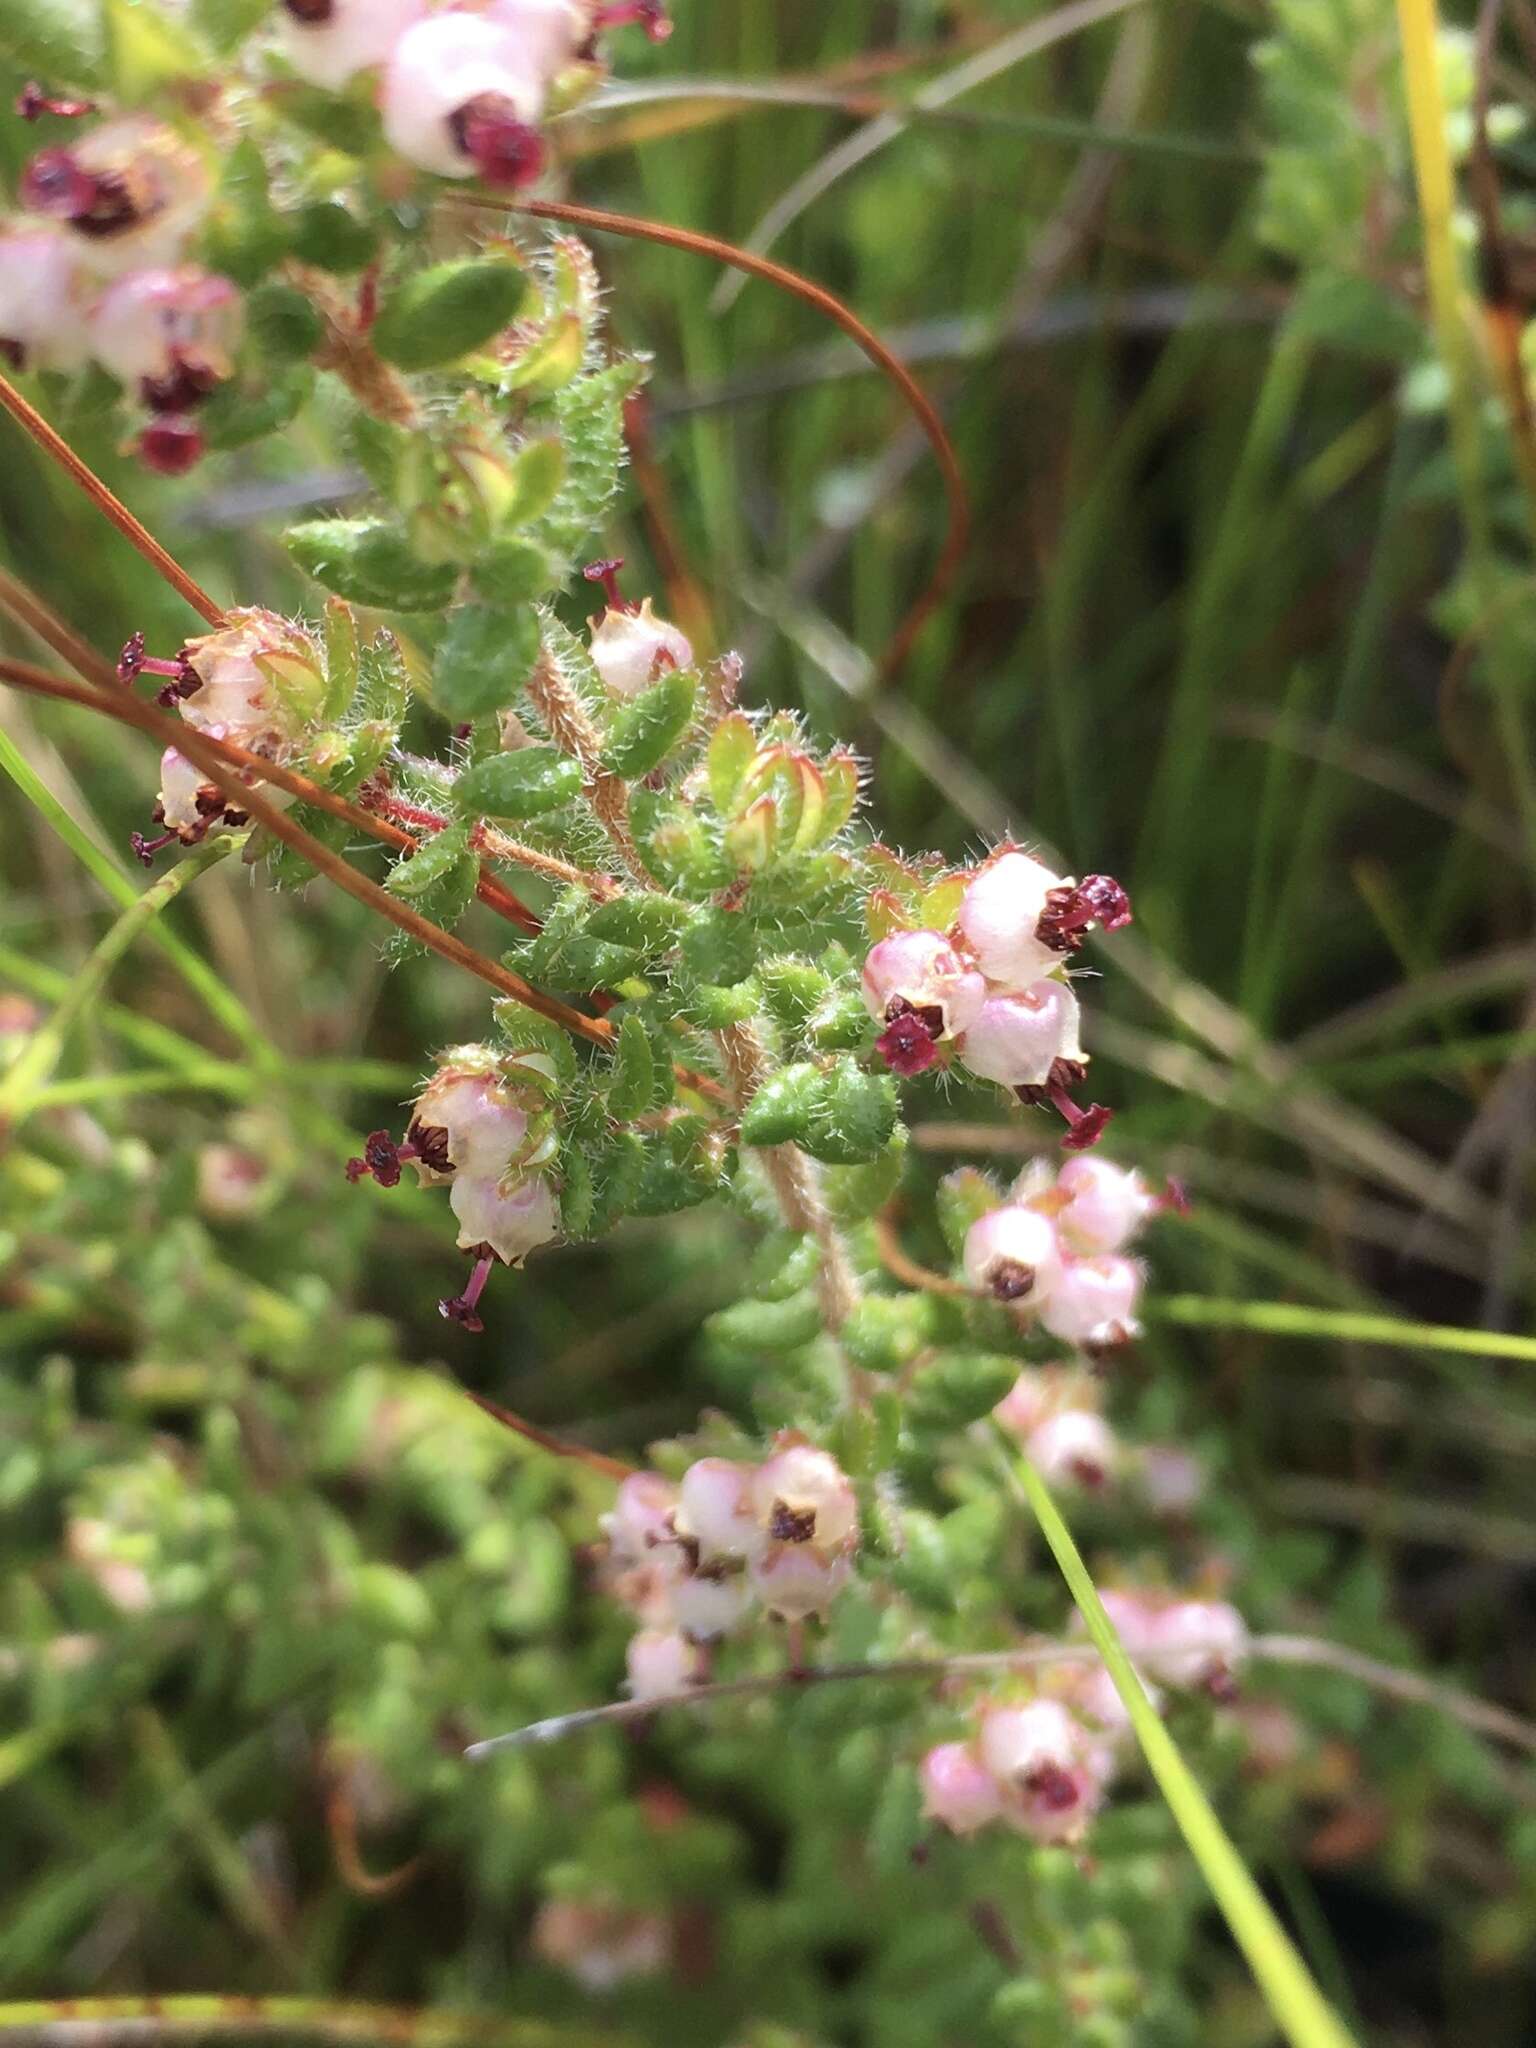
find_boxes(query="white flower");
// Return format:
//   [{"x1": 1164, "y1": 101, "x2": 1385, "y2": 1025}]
[
  {"x1": 276, "y1": 0, "x2": 425, "y2": 91},
  {"x1": 919, "y1": 1742, "x2": 1003, "y2": 1836},
  {"x1": 862, "y1": 928, "x2": 986, "y2": 1075},
  {"x1": 955, "y1": 981, "x2": 1083, "y2": 1089},
  {"x1": 978, "y1": 1698, "x2": 1081, "y2": 1784},
  {"x1": 601, "y1": 1471, "x2": 679, "y2": 1563},
  {"x1": 956, "y1": 849, "x2": 1069, "y2": 988},
  {"x1": 748, "y1": 1541, "x2": 850, "y2": 1621},
  {"x1": 381, "y1": 12, "x2": 547, "y2": 182},
  {"x1": 156, "y1": 747, "x2": 214, "y2": 838},
  {"x1": 0, "y1": 228, "x2": 89, "y2": 372},
  {"x1": 961, "y1": 1203, "x2": 1063, "y2": 1306},
  {"x1": 482, "y1": 0, "x2": 591, "y2": 82},
  {"x1": 448, "y1": 1170, "x2": 559, "y2": 1265},
  {"x1": 1037, "y1": 1254, "x2": 1143, "y2": 1348},
  {"x1": 665, "y1": 1566, "x2": 752, "y2": 1642},
  {"x1": 1023, "y1": 1409, "x2": 1119, "y2": 1490},
  {"x1": 749, "y1": 1443, "x2": 858, "y2": 1552},
  {"x1": 21, "y1": 118, "x2": 211, "y2": 277},
  {"x1": 587, "y1": 598, "x2": 693, "y2": 698},
  {"x1": 675, "y1": 1457, "x2": 764, "y2": 1562},
  {"x1": 1054, "y1": 1155, "x2": 1157, "y2": 1255},
  {"x1": 624, "y1": 1626, "x2": 696, "y2": 1701},
  {"x1": 87, "y1": 266, "x2": 242, "y2": 405}
]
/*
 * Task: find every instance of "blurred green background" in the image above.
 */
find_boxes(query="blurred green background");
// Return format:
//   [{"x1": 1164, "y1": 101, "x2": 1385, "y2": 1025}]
[{"x1": 5, "y1": 1, "x2": 1536, "y2": 2043}]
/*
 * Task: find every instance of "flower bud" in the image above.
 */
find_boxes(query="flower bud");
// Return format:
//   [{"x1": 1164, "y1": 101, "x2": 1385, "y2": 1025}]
[
  {"x1": 1037, "y1": 1255, "x2": 1143, "y2": 1349},
  {"x1": 276, "y1": 0, "x2": 425, "y2": 90},
  {"x1": 602, "y1": 1472, "x2": 679, "y2": 1564},
  {"x1": 88, "y1": 266, "x2": 242, "y2": 410},
  {"x1": 920, "y1": 1742, "x2": 1002, "y2": 1836},
  {"x1": 1055, "y1": 1155, "x2": 1157, "y2": 1255},
  {"x1": 749, "y1": 1443, "x2": 858, "y2": 1552},
  {"x1": 961, "y1": 1204, "x2": 1063, "y2": 1307},
  {"x1": 196, "y1": 1142, "x2": 269, "y2": 1222},
  {"x1": 1148, "y1": 1600, "x2": 1249, "y2": 1693},
  {"x1": 956, "y1": 849, "x2": 1069, "y2": 988},
  {"x1": 0, "y1": 227, "x2": 88, "y2": 371},
  {"x1": 979, "y1": 1699, "x2": 1104, "y2": 1844},
  {"x1": 588, "y1": 598, "x2": 693, "y2": 698},
  {"x1": 448, "y1": 1169, "x2": 560, "y2": 1266},
  {"x1": 1024, "y1": 1409, "x2": 1119, "y2": 1490},
  {"x1": 410, "y1": 1057, "x2": 532, "y2": 1178},
  {"x1": 978, "y1": 1698, "x2": 1080, "y2": 1784},
  {"x1": 955, "y1": 981, "x2": 1083, "y2": 1088},
  {"x1": 624, "y1": 1626, "x2": 697, "y2": 1702},
  {"x1": 991, "y1": 1367, "x2": 1060, "y2": 1438},
  {"x1": 382, "y1": 13, "x2": 547, "y2": 184},
  {"x1": 675, "y1": 1458, "x2": 764, "y2": 1562},
  {"x1": 862, "y1": 928, "x2": 986, "y2": 1075},
  {"x1": 21, "y1": 119, "x2": 211, "y2": 277}
]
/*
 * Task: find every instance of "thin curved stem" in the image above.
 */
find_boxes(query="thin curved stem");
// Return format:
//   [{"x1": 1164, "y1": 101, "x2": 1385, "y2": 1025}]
[
  {"x1": 0, "y1": 369, "x2": 224, "y2": 627},
  {"x1": 461, "y1": 193, "x2": 969, "y2": 691}
]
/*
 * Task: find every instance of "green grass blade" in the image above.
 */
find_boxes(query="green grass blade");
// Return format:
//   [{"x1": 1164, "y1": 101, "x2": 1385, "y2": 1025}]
[
  {"x1": 1004, "y1": 1447, "x2": 1360, "y2": 2048},
  {"x1": 1154, "y1": 1293, "x2": 1536, "y2": 1364}
]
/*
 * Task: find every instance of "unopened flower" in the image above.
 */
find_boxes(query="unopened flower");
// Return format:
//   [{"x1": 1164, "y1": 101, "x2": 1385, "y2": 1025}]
[
  {"x1": 962, "y1": 1203, "x2": 1062, "y2": 1307},
  {"x1": 920, "y1": 1741, "x2": 1003, "y2": 1836},
  {"x1": 381, "y1": 12, "x2": 548, "y2": 185},
  {"x1": 1023, "y1": 1409, "x2": 1119, "y2": 1490},
  {"x1": 1037, "y1": 1254, "x2": 1143, "y2": 1349},
  {"x1": 530, "y1": 1899, "x2": 671, "y2": 1993},
  {"x1": 749, "y1": 1442, "x2": 858, "y2": 1552},
  {"x1": 624, "y1": 1626, "x2": 698, "y2": 1702},
  {"x1": 1054, "y1": 1155, "x2": 1157, "y2": 1255},
  {"x1": 0, "y1": 227, "x2": 88, "y2": 371},
  {"x1": 992, "y1": 1367, "x2": 1060, "y2": 1437},
  {"x1": 276, "y1": 0, "x2": 426, "y2": 90},
  {"x1": 21, "y1": 118, "x2": 210, "y2": 275},
  {"x1": 675, "y1": 1457, "x2": 764, "y2": 1562},
  {"x1": 196, "y1": 1142, "x2": 270, "y2": 1222},
  {"x1": 862, "y1": 928, "x2": 986, "y2": 1075},
  {"x1": 588, "y1": 597, "x2": 693, "y2": 697},
  {"x1": 87, "y1": 266, "x2": 242, "y2": 410},
  {"x1": 1148, "y1": 1600, "x2": 1249, "y2": 1695},
  {"x1": 955, "y1": 981, "x2": 1082, "y2": 1089},
  {"x1": 1136, "y1": 1444, "x2": 1204, "y2": 1516}
]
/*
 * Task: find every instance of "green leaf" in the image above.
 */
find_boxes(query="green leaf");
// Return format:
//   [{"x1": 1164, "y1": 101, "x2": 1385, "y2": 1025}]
[
  {"x1": 1008, "y1": 1452, "x2": 1360, "y2": 2048},
  {"x1": 471, "y1": 535, "x2": 561, "y2": 610},
  {"x1": 288, "y1": 199, "x2": 378, "y2": 274},
  {"x1": 321, "y1": 598, "x2": 359, "y2": 722},
  {"x1": 384, "y1": 823, "x2": 474, "y2": 900},
  {"x1": 534, "y1": 358, "x2": 648, "y2": 561},
  {"x1": 936, "y1": 1167, "x2": 1005, "y2": 1263},
  {"x1": 499, "y1": 437, "x2": 566, "y2": 530},
  {"x1": 706, "y1": 1293, "x2": 823, "y2": 1354},
  {"x1": 202, "y1": 137, "x2": 288, "y2": 286},
  {"x1": 605, "y1": 1014, "x2": 657, "y2": 1123},
  {"x1": 584, "y1": 896, "x2": 690, "y2": 954},
  {"x1": 822, "y1": 1132, "x2": 907, "y2": 1226},
  {"x1": 576, "y1": 1129, "x2": 647, "y2": 1237},
  {"x1": 191, "y1": 0, "x2": 271, "y2": 53},
  {"x1": 103, "y1": 0, "x2": 205, "y2": 98},
  {"x1": 425, "y1": 604, "x2": 541, "y2": 721},
  {"x1": 492, "y1": 999, "x2": 579, "y2": 1089},
  {"x1": 757, "y1": 955, "x2": 831, "y2": 1028},
  {"x1": 679, "y1": 907, "x2": 757, "y2": 986},
  {"x1": 286, "y1": 520, "x2": 458, "y2": 612},
  {"x1": 199, "y1": 367, "x2": 312, "y2": 451},
  {"x1": 372, "y1": 258, "x2": 528, "y2": 372},
  {"x1": 707, "y1": 712, "x2": 757, "y2": 813},
  {"x1": 245, "y1": 282, "x2": 324, "y2": 362},
  {"x1": 0, "y1": 0, "x2": 102, "y2": 81},
  {"x1": 800, "y1": 1061, "x2": 896, "y2": 1167},
  {"x1": 840, "y1": 1294, "x2": 938, "y2": 1376},
  {"x1": 602, "y1": 668, "x2": 698, "y2": 779},
  {"x1": 906, "y1": 1350, "x2": 1019, "y2": 1431},
  {"x1": 453, "y1": 746, "x2": 582, "y2": 822},
  {"x1": 739, "y1": 1062, "x2": 823, "y2": 1148}
]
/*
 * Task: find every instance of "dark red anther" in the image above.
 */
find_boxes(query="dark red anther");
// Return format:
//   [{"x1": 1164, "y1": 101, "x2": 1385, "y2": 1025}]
[
  {"x1": 129, "y1": 829, "x2": 176, "y2": 866},
  {"x1": 356, "y1": 262, "x2": 379, "y2": 331},
  {"x1": 988, "y1": 1259, "x2": 1035, "y2": 1303},
  {"x1": 449, "y1": 97, "x2": 545, "y2": 189},
  {"x1": 1024, "y1": 1763, "x2": 1081, "y2": 1813},
  {"x1": 1036, "y1": 873, "x2": 1133, "y2": 954},
  {"x1": 141, "y1": 353, "x2": 220, "y2": 414},
  {"x1": 345, "y1": 1129, "x2": 416, "y2": 1188},
  {"x1": 17, "y1": 83, "x2": 98, "y2": 121},
  {"x1": 1205, "y1": 1665, "x2": 1240, "y2": 1705},
  {"x1": 1159, "y1": 1176, "x2": 1190, "y2": 1216},
  {"x1": 283, "y1": 0, "x2": 336, "y2": 22},
  {"x1": 117, "y1": 631, "x2": 147, "y2": 683},
  {"x1": 1018, "y1": 1058, "x2": 1112, "y2": 1150},
  {"x1": 582, "y1": 557, "x2": 627, "y2": 610},
  {"x1": 439, "y1": 1249, "x2": 495, "y2": 1333},
  {"x1": 138, "y1": 417, "x2": 204, "y2": 476}
]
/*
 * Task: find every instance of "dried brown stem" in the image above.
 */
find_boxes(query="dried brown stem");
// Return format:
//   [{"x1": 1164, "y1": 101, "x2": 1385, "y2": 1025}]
[
  {"x1": 524, "y1": 646, "x2": 650, "y2": 885},
  {"x1": 287, "y1": 261, "x2": 420, "y2": 427}
]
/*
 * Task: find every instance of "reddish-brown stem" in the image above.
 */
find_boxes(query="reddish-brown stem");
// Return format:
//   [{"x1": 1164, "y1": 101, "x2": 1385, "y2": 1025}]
[
  {"x1": 870, "y1": 1208, "x2": 977, "y2": 1298},
  {"x1": 462, "y1": 1386, "x2": 636, "y2": 1479},
  {"x1": 456, "y1": 193, "x2": 970, "y2": 691},
  {"x1": 0, "y1": 654, "x2": 726, "y2": 1097},
  {"x1": 322, "y1": 1773, "x2": 424, "y2": 1900},
  {"x1": 0, "y1": 368, "x2": 225, "y2": 627}
]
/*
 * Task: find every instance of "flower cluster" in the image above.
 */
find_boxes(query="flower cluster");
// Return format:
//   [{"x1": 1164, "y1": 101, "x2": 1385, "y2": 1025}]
[
  {"x1": 861, "y1": 847, "x2": 1132, "y2": 1148},
  {"x1": 601, "y1": 1441, "x2": 860, "y2": 1693},
  {"x1": 920, "y1": 1596, "x2": 1249, "y2": 1847},
  {"x1": 963, "y1": 1152, "x2": 1164, "y2": 1350},
  {"x1": 347, "y1": 1045, "x2": 560, "y2": 1328}
]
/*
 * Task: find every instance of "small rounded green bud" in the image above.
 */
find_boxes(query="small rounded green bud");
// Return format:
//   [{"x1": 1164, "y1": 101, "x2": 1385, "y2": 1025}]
[{"x1": 372, "y1": 257, "x2": 529, "y2": 371}]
